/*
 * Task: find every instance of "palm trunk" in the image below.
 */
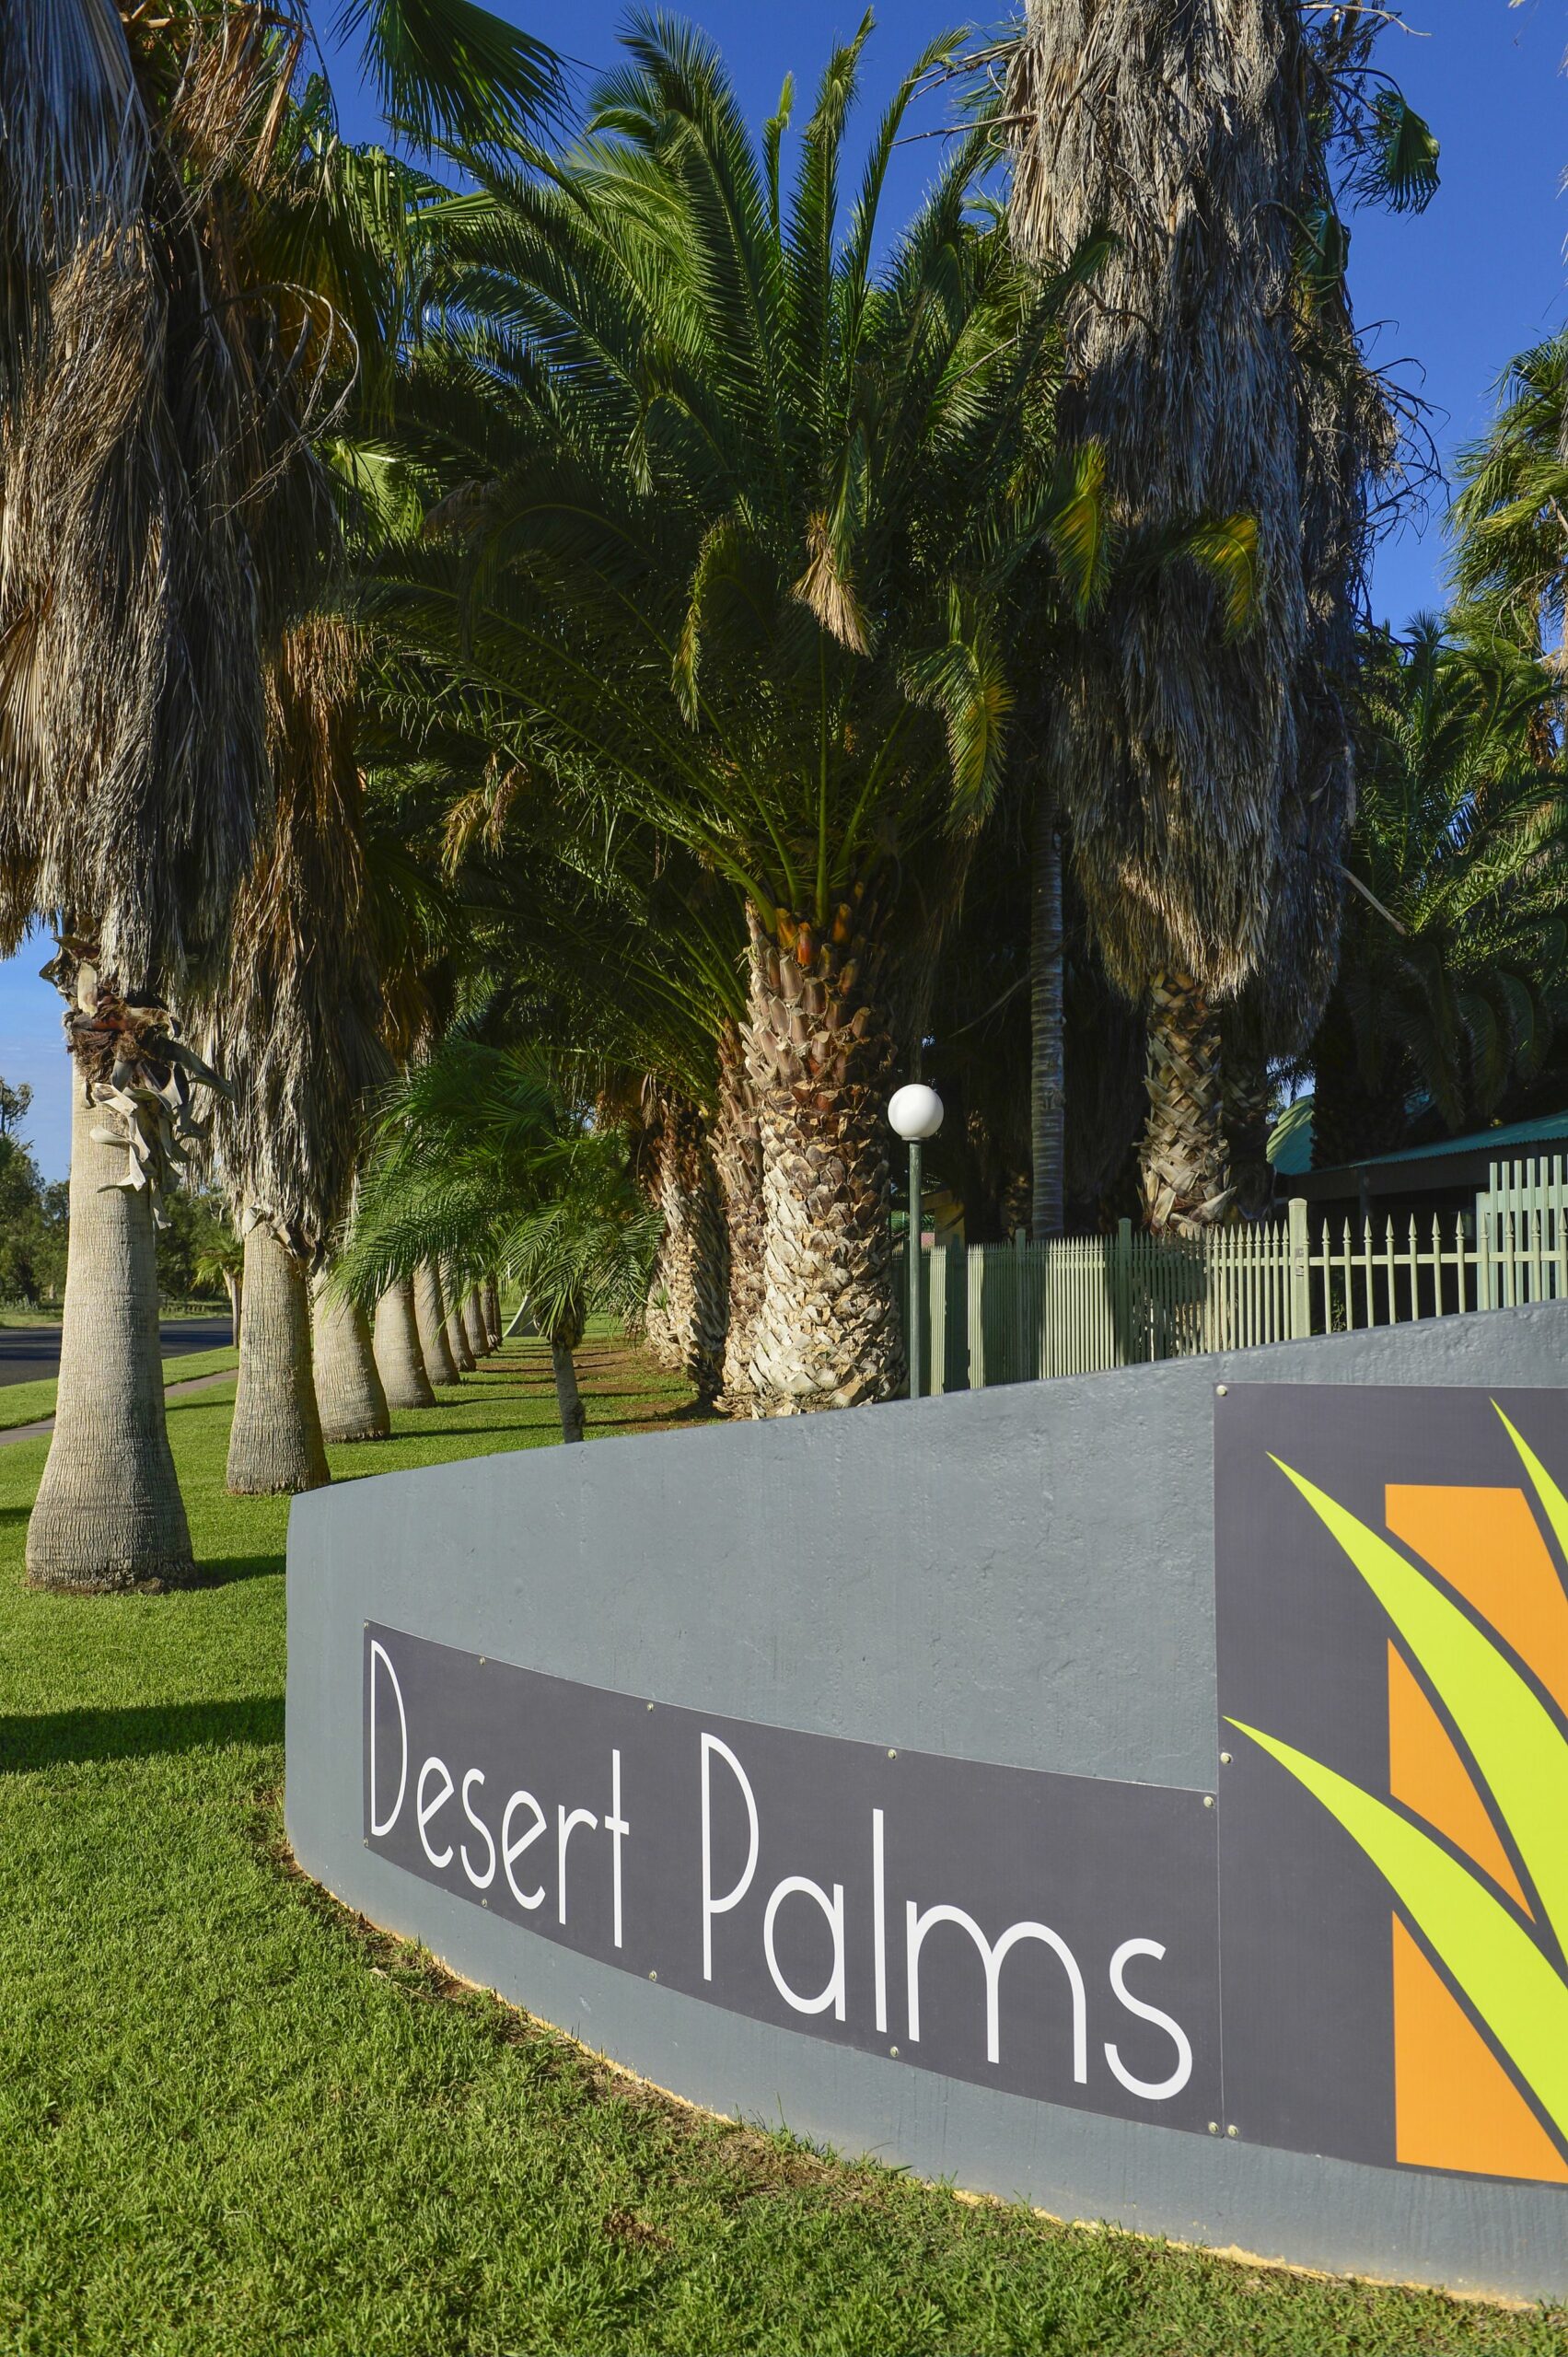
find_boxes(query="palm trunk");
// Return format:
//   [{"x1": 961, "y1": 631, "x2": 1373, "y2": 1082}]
[
  {"x1": 442, "y1": 1260, "x2": 475, "y2": 1373},
  {"x1": 714, "y1": 1017, "x2": 764, "y2": 1414},
  {"x1": 1223, "y1": 1058, "x2": 1276, "y2": 1222},
  {"x1": 1140, "y1": 970, "x2": 1232, "y2": 1235},
  {"x1": 482, "y1": 1278, "x2": 502, "y2": 1348},
  {"x1": 462, "y1": 1288, "x2": 488, "y2": 1360},
  {"x1": 27, "y1": 1062, "x2": 194, "y2": 1592},
  {"x1": 311, "y1": 1270, "x2": 390, "y2": 1444},
  {"x1": 644, "y1": 1095, "x2": 727, "y2": 1405},
  {"x1": 745, "y1": 901, "x2": 900, "y2": 1411},
  {"x1": 551, "y1": 1338, "x2": 587, "y2": 1443},
  {"x1": 1030, "y1": 795, "x2": 1066, "y2": 1239},
  {"x1": 414, "y1": 1261, "x2": 460, "y2": 1387},
  {"x1": 226, "y1": 1225, "x2": 331, "y2": 1495},
  {"x1": 374, "y1": 1278, "x2": 436, "y2": 1409},
  {"x1": 226, "y1": 1271, "x2": 242, "y2": 1349}
]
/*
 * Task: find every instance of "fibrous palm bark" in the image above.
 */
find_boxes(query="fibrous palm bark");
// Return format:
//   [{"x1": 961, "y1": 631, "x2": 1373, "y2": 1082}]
[
  {"x1": 745, "y1": 904, "x2": 900, "y2": 1411},
  {"x1": 374, "y1": 1279, "x2": 436, "y2": 1409},
  {"x1": 482, "y1": 1278, "x2": 502, "y2": 1348},
  {"x1": 311, "y1": 1269, "x2": 390, "y2": 1444},
  {"x1": 1009, "y1": 0, "x2": 1313, "y2": 1232},
  {"x1": 462, "y1": 1288, "x2": 488, "y2": 1360},
  {"x1": 642, "y1": 1093, "x2": 727, "y2": 1406},
  {"x1": 26, "y1": 1049, "x2": 192, "y2": 1591},
  {"x1": 1142, "y1": 973, "x2": 1231, "y2": 1232},
  {"x1": 714, "y1": 1017, "x2": 764, "y2": 1413},
  {"x1": 227, "y1": 1225, "x2": 330, "y2": 1495},
  {"x1": 1029, "y1": 798, "x2": 1066, "y2": 1238},
  {"x1": 415, "y1": 1260, "x2": 461, "y2": 1386}
]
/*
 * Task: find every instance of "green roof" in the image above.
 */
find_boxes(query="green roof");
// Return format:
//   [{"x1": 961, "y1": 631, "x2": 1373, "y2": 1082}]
[{"x1": 1271, "y1": 1099, "x2": 1568, "y2": 1181}]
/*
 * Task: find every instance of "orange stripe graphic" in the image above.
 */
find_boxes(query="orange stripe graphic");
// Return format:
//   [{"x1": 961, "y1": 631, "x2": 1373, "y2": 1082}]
[{"x1": 1392, "y1": 1918, "x2": 1568, "y2": 2180}]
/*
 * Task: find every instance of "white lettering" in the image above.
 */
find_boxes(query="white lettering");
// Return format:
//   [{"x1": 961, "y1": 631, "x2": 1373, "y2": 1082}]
[
  {"x1": 501, "y1": 1790, "x2": 547, "y2": 1909},
  {"x1": 459, "y1": 1769, "x2": 496, "y2": 1890},
  {"x1": 763, "y1": 1877, "x2": 846, "y2": 2020},
  {"x1": 416, "y1": 1756, "x2": 455, "y2": 1868},
  {"x1": 872, "y1": 1808, "x2": 888, "y2": 2036},
  {"x1": 905, "y1": 1902, "x2": 1087, "y2": 2078},
  {"x1": 1103, "y1": 1939, "x2": 1193, "y2": 2101},
  {"x1": 606, "y1": 1750, "x2": 629, "y2": 1950},
  {"x1": 701, "y1": 1733, "x2": 759, "y2": 1981},
  {"x1": 368, "y1": 1641, "x2": 408, "y2": 1837},
  {"x1": 557, "y1": 1805, "x2": 598, "y2": 1926}
]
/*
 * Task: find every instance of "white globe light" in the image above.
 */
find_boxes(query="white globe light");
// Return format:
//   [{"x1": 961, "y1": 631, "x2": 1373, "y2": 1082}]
[{"x1": 889, "y1": 1082, "x2": 944, "y2": 1142}]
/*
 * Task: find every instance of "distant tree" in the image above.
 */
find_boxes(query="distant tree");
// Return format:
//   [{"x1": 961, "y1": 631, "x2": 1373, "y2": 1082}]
[{"x1": 0, "y1": 1076, "x2": 67, "y2": 1304}]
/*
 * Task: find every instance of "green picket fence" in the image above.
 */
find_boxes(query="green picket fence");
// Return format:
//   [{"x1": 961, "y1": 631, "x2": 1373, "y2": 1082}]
[{"x1": 899, "y1": 1156, "x2": 1568, "y2": 1395}]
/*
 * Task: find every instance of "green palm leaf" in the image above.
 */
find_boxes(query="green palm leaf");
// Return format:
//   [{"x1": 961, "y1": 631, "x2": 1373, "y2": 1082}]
[
  {"x1": 1227, "y1": 1720, "x2": 1568, "y2": 2145},
  {"x1": 1270, "y1": 1456, "x2": 1568, "y2": 1951}
]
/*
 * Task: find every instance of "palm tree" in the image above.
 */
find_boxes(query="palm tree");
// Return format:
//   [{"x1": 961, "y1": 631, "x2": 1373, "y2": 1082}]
[
  {"x1": 1308, "y1": 621, "x2": 1568, "y2": 1165},
  {"x1": 193, "y1": 1229, "x2": 246, "y2": 1348},
  {"x1": 1005, "y1": 1, "x2": 1435, "y2": 1232},
  {"x1": 2, "y1": 3, "x2": 315, "y2": 1585},
  {"x1": 340, "y1": 1041, "x2": 660, "y2": 1444},
  {"x1": 0, "y1": 0, "x2": 563, "y2": 1585},
  {"x1": 207, "y1": 620, "x2": 388, "y2": 1494},
  {"x1": 374, "y1": 16, "x2": 1107, "y2": 1409},
  {"x1": 414, "y1": 1259, "x2": 462, "y2": 1386},
  {"x1": 1452, "y1": 329, "x2": 1568, "y2": 669}
]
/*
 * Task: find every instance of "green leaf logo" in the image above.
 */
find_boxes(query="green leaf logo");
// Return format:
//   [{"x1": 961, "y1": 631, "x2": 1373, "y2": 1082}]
[{"x1": 1228, "y1": 1408, "x2": 1568, "y2": 2152}]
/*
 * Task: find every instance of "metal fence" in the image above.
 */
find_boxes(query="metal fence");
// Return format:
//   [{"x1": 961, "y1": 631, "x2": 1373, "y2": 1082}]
[{"x1": 899, "y1": 1155, "x2": 1568, "y2": 1395}]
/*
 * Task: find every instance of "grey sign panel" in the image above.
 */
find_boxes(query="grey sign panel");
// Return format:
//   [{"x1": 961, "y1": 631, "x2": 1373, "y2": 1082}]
[
  {"x1": 365, "y1": 1622, "x2": 1221, "y2": 2132},
  {"x1": 1214, "y1": 1384, "x2": 1568, "y2": 2178}
]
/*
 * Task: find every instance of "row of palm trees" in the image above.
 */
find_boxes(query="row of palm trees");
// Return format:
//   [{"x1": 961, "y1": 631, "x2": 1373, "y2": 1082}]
[{"x1": 3, "y1": 2, "x2": 1558, "y2": 1596}]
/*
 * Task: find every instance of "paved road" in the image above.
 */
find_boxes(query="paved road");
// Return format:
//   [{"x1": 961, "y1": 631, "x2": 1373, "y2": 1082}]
[{"x1": 0, "y1": 1317, "x2": 233, "y2": 1388}]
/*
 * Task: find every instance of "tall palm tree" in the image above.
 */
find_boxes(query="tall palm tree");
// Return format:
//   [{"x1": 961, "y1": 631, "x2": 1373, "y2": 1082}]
[
  {"x1": 375, "y1": 16, "x2": 1107, "y2": 1410},
  {"x1": 2, "y1": 2, "x2": 314, "y2": 1586},
  {"x1": 340, "y1": 1040, "x2": 660, "y2": 1443},
  {"x1": 0, "y1": 0, "x2": 563, "y2": 1586},
  {"x1": 1005, "y1": 1, "x2": 1435, "y2": 1232}
]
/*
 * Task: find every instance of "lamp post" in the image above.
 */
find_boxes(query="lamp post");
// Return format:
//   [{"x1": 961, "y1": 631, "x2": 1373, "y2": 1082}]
[{"x1": 889, "y1": 1082, "x2": 944, "y2": 1401}]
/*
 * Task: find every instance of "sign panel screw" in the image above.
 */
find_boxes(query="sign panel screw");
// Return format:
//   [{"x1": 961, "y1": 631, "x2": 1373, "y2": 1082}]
[
  {"x1": 648, "y1": 1970, "x2": 658, "y2": 1982},
  {"x1": 1226, "y1": 2125, "x2": 1238, "y2": 2139},
  {"x1": 889, "y1": 2047, "x2": 900, "y2": 2058},
  {"x1": 1215, "y1": 1384, "x2": 1228, "y2": 1397},
  {"x1": 1202, "y1": 1794, "x2": 1214, "y2": 1808},
  {"x1": 888, "y1": 1748, "x2": 898, "y2": 1759},
  {"x1": 1207, "y1": 2121, "x2": 1219, "y2": 2135},
  {"x1": 647, "y1": 1702, "x2": 655, "y2": 1712},
  {"x1": 1219, "y1": 1751, "x2": 1233, "y2": 1766}
]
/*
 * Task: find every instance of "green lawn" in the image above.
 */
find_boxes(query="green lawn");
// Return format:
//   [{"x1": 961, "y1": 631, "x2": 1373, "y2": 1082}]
[
  {"x1": 0, "y1": 1343, "x2": 241, "y2": 1435},
  {"x1": 0, "y1": 1342, "x2": 1560, "y2": 2355}
]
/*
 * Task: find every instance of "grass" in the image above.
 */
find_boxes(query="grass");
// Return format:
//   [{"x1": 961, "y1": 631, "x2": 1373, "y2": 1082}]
[
  {"x1": 0, "y1": 1343, "x2": 241, "y2": 1435},
  {"x1": 0, "y1": 1342, "x2": 1562, "y2": 2354}
]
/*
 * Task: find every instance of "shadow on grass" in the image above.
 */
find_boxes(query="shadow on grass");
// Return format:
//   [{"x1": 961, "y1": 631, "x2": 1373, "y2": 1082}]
[
  {"x1": 0, "y1": 1691, "x2": 283, "y2": 1771},
  {"x1": 192, "y1": 1552, "x2": 285, "y2": 1588},
  {"x1": 374, "y1": 1423, "x2": 555, "y2": 1446}
]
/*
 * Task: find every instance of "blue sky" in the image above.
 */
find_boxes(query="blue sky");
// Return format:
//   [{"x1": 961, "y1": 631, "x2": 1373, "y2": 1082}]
[{"x1": 5, "y1": 1, "x2": 1564, "y2": 1177}]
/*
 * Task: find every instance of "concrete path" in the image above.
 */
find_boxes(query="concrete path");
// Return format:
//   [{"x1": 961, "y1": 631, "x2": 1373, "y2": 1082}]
[{"x1": 0, "y1": 1365, "x2": 237, "y2": 1448}]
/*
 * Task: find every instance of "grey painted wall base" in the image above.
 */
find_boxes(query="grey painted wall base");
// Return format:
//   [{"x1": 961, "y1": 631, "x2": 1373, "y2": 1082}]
[{"x1": 286, "y1": 1306, "x2": 1568, "y2": 2305}]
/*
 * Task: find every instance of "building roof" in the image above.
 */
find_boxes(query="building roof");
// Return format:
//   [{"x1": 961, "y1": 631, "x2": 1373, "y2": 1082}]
[{"x1": 1275, "y1": 1103, "x2": 1568, "y2": 1203}]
